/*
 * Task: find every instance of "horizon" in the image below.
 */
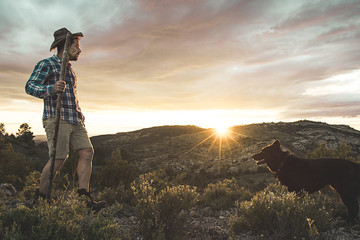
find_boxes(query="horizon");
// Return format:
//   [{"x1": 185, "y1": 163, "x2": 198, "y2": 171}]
[
  {"x1": 24, "y1": 119, "x2": 359, "y2": 139},
  {"x1": 3, "y1": 113, "x2": 360, "y2": 136},
  {"x1": 1, "y1": 1, "x2": 359, "y2": 136}
]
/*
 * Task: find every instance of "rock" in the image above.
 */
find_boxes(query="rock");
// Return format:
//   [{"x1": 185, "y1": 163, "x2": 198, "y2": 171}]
[
  {"x1": 0, "y1": 183, "x2": 16, "y2": 196},
  {"x1": 5, "y1": 199, "x2": 21, "y2": 208}
]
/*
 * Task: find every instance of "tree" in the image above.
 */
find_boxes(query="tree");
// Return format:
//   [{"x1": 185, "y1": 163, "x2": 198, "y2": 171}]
[
  {"x1": 95, "y1": 148, "x2": 138, "y2": 188},
  {"x1": 0, "y1": 139, "x2": 29, "y2": 188},
  {"x1": 16, "y1": 123, "x2": 31, "y2": 136},
  {"x1": 0, "y1": 123, "x2": 5, "y2": 135},
  {"x1": 16, "y1": 123, "x2": 35, "y2": 144}
]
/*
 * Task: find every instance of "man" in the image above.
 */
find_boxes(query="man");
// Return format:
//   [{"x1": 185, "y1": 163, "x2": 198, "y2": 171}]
[{"x1": 25, "y1": 28, "x2": 105, "y2": 211}]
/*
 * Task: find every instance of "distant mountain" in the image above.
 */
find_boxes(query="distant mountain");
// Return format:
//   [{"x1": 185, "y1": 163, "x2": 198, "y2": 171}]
[
  {"x1": 90, "y1": 120, "x2": 360, "y2": 174},
  {"x1": 34, "y1": 135, "x2": 47, "y2": 144}
]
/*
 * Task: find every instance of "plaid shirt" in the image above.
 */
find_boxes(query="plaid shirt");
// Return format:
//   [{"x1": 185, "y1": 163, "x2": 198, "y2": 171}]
[{"x1": 25, "y1": 55, "x2": 84, "y2": 125}]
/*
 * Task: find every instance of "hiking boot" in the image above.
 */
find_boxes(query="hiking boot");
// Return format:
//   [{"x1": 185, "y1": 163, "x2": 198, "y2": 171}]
[
  {"x1": 24, "y1": 189, "x2": 55, "y2": 208},
  {"x1": 77, "y1": 189, "x2": 106, "y2": 212},
  {"x1": 35, "y1": 189, "x2": 57, "y2": 201},
  {"x1": 35, "y1": 189, "x2": 47, "y2": 199}
]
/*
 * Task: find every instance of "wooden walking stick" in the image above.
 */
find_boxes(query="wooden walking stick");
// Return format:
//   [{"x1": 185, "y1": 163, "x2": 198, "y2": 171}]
[{"x1": 47, "y1": 33, "x2": 72, "y2": 198}]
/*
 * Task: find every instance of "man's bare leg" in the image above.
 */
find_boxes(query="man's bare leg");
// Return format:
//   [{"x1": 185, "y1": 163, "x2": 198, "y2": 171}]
[
  {"x1": 77, "y1": 148, "x2": 93, "y2": 191},
  {"x1": 76, "y1": 148, "x2": 106, "y2": 211},
  {"x1": 39, "y1": 158, "x2": 66, "y2": 195}
]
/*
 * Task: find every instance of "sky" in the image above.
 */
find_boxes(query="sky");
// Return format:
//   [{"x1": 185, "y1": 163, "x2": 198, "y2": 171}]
[{"x1": 1, "y1": 0, "x2": 360, "y2": 136}]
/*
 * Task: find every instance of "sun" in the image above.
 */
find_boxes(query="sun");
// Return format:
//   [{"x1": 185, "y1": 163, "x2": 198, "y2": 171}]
[
  {"x1": 183, "y1": 122, "x2": 244, "y2": 174},
  {"x1": 214, "y1": 125, "x2": 230, "y2": 136}
]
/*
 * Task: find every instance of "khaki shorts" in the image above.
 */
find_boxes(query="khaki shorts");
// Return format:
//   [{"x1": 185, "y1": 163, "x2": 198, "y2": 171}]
[{"x1": 43, "y1": 118, "x2": 93, "y2": 159}]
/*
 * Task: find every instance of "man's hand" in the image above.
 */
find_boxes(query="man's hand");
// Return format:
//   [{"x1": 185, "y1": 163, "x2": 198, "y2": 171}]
[{"x1": 53, "y1": 80, "x2": 66, "y2": 93}]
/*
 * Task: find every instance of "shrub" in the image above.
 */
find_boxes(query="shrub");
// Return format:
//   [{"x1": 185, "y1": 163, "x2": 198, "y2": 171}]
[
  {"x1": 81, "y1": 208, "x2": 123, "y2": 240},
  {"x1": 131, "y1": 171, "x2": 199, "y2": 239},
  {"x1": 131, "y1": 172, "x2": 169, "y2": 239},
  {"x1": 307, "y1": 142, "x2": 359, "y2": 162},
  {"x1": 0, "y1": 204, "x2": 40, "y2": 239},
  {"x1": 21, "y1": 171, "x2": 41, "y2": 201},
  {"x1": 0, "y1": 140, "x2": 29, "y2": 189},
  {"x1": 97, "y1": 185, "x2": 134, "y2": 206},
  {"x1": 93, "y1": 149, "x2": 138, "y2": 189},
  {"x1": 157, "y1": 185, "x2": 199, "y2": 235},
  {"x1": 199, "y1": 178, "x2": 252, "y2": 211},
  {"x1": 0, "y1": 191, "x2": 123, "y2": 240},
  {"x1": 229, "y1": 184, "x2": 332, "y2": 239},
  {"x1": 34, "y1": 193, "x2": 89, "y2": 240}
]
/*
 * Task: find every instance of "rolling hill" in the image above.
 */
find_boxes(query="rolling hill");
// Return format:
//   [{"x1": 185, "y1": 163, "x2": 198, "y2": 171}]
[{"x1": 90, "y1": 120, "x2": 360, "y2": 175}]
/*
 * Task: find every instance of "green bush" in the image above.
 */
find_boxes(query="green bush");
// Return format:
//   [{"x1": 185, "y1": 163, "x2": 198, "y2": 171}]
[
  {"x1": 0, "y1": 191, "x2": 123, "y2": 240},
  {"x1": 0, "y1": 139, "x2": 30, "y2": 189},
  {"x1": 97, "y1": 185, "x2": 134, "y2": 206},
  {"x1": 0, "y1": 204, "x2": 40, "y2": 239},
  {"x1": 21, "y1": 171, "x2": 41, "y2": 201},
  {"x1": 93, "y1": 149, "x2": 138, "y2": 189},
  {"x1": 229, "y1": 184, "x2": 332, "y2": 239},
  {"x1": 199, "y1": 178, "x2": 252, "y2": 211},
  {"x1": 131, "y1": 172, "x2": 170, "y2": 239},
  {"x1": 81, "y1": 207, "x2": 124, "y2": 240},
  {"x1": 131, "y1": 171, "x2": 199, "y2": 239},
  {"x1": 307, "y1": 142, "x2": 359, "y2": 162},
  {"x1": 157, "y1": 185, "x2": 199, "y2": 235}
]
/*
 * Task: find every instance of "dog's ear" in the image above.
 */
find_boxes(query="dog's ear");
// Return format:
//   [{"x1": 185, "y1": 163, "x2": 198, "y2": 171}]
[{"x1": 273, "y1": 139, "x2": 280, "y2": 148}]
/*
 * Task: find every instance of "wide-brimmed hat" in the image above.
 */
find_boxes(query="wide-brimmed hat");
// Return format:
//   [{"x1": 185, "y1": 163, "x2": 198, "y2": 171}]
[{"x1": 50, "y1": 28, "x2": 83, "y2": 51}]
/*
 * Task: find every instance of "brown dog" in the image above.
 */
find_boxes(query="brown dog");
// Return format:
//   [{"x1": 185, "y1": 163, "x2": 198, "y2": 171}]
[{"x1": 253, "y1": 140, "x2": 360, "y2": 222}]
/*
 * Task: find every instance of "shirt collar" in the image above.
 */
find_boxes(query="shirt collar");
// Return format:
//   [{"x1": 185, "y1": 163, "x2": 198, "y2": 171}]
[{"x1": 52, "y1": 55, "x2": 61, "y2": 63}]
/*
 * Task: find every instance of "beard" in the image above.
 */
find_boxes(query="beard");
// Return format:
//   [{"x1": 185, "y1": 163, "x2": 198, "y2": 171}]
[{"x1": 69, "y1": 53, "x2": 79, "y2": 61}]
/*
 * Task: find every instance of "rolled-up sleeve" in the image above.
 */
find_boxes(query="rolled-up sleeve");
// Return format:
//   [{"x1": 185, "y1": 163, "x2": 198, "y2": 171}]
[{"x1": 25, "y1": 60, "x2": 54, "y2": 99}]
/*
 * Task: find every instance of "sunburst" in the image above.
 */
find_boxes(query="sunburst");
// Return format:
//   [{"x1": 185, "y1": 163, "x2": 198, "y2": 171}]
[
  {"x1": 183, "y1": 124, "x2": 247, "y2": 173},
  {"x1": 214, "y1": 125, "x2": 229, "y2": 136}
]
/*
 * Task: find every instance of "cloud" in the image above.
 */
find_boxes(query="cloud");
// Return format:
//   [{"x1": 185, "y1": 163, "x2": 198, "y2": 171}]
[
  {"x1": 0, "y1": 0, "x2": 135, "y2": 56},
  {"x1": 1, "y1": 0, "x2": 360, "y2": 133},
  {"x1": 75, "y1": 0, "x2": 360, "y2": 114}
]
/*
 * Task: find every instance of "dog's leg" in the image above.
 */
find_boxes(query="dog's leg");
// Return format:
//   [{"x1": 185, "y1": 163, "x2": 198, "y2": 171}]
[{"x1": 338, "y1": 191, "x2": 359, "y2": 223}]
